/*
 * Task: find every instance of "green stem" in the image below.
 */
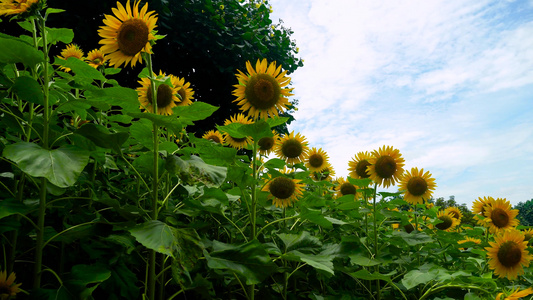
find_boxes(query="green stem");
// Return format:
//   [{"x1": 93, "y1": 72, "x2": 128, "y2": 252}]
[
  {"x1": 372, "y1": 183, "x2": 380, "y2": 300},
  {"x1": 249, "y1": 139, "x2": 259, "y2": 300}
]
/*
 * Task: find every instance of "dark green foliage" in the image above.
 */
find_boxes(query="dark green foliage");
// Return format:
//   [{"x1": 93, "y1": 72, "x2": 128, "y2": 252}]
[{"x1": 515, "y1": 198, "x2": 533, "y2": 226}]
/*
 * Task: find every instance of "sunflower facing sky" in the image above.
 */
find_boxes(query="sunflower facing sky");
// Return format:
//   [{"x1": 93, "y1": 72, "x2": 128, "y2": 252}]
[
  {"x1": 85, "y1": 49, "x2": 108, "y2": 69},
  {"x1": 57, "y1": 44, "x2": 84, "y2": 72},
  {"x1": 367, "y1": 145, "x2": 405, "y2": 188},
  {"x1": 223, "y1": 113, "x2": 253, "y2": 149},
  {"x1": 306, "y1": 147, "x2": 330, "y2": 173},
  {"x1": 485, "y1": 229, "x2": 532, "y2": 280},
  {"x1": 398, "y1": 167, "x2": 436, "y2": 205},
  {"x1": 233, "y1": 58, "x2": 294, "y2": 120},
  {"x1": 98, "y1": 0, "x2": 158, "y2": 68},
  {"x1": 0, "y1": 270, "x2": 22, "y2": 299},
  {"x1": 202, "y1": 130, "x2": 225, "y2": 145},
  {"x1": 483, "y1": 198, "x2": 519, "y2": 233},
  {"x1": 262, "y1": 169, "x2": 305, "y2": 208},
  {"x1": 348, "y1": 151, "x2": 372, "y2": 179},
  {"x1": 137, "y1": 71, "x2": 182, "y2": 115},
  {"x1": 274, "y1": 131, "x2": 309, "y2": 165},
  {"x1": 0, "y1": 0, "x2": 40, "y2": 16}
]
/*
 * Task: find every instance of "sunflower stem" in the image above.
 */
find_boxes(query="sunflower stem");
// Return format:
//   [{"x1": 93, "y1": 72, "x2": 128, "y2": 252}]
[
  {"x1": 372, "y1": 183, "x2": 381, "y2": 300},
  {"x1": 248, "y1": 139, "x2": 259, "y2": 300}
]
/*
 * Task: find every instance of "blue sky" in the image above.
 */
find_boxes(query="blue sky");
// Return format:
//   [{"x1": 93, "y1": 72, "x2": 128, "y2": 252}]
[{"x1": 269, "y1": 0, "x2": 533, "y2": 207}]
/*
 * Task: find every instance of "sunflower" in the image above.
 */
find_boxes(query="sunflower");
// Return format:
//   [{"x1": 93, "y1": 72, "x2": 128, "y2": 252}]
[
  {"x1": 367, "y1": 145, "x2": 405, "y2": 188},
  {"x1": 174, "y1": 77, "x2": 194, "y2": 106},
  {"x1": 310, "y1": 163, "x2": 335, "y2": 181},
  {"x1": 223, "y1": 113, "x2": 253, "y2": 149},
  {"x1": 56, "y1": 44, "x2": 84, "y2": 72},
  {"x1": 433, "y1": 211, "x2": 460, "y2": 232},
  {"x1": 274, "y1": 131, "x2": 309, "y2": 165},
  {"x1": 484, "y1": 198, "x2": 519, "y2": 233},
  {"x1": 472, "y1": 196, "x2": 493, "y2": 225},
  {"x1": 232, "y1": 58, "x2": 293, "y2": 120},
  {"x1": 398, "y1": 167, "x2": 436, "y2": 205},
  {"x1": 262, "y1": 169, "x2": 305, "y2": 208},
  {"x1": 334, "y1": 177, "x2": 359, "y2": 199},
  {"x1": 0, "y1": 270, "x2": 22, "y2": 299},
  {"x1": 85, "y1": 49, "x2": 108, "y2": 69},
  {"x1": 522, "y1": 228, "x2": 533, "y2": 242},
  {"x1": 202, "y1": 130, "x2": 224, "y2": 145},
  {"x1": 0, "y1": 0, "x2": 40, "y2": 16},
  {"x1": 486, "y1": 229, "x2": 532, "y2": 280},
  {"x1": 258, "y1": 130, "x2": 279, "y2": 156},
  {"x1": 457, "y1": 237, "x2": 481, "y2": 250},
  {"x1": 137, "y1": 71, "x2": 182, "y2": 115},
  {"x1": 444, "y1": 206, "x2": 463, "y2": 222},
  {"x1": 348, "y1": 151, "x2": 372, "y2": 179},
  {"x1": 98, "y1": 0, "x2": 158, "y2": 68},
  {"x1": 496, "y1": 287, "x2": 533, "y2": 300},
  {"x1": 306, "y1": 147, "x2": 329, "y2": 172}
]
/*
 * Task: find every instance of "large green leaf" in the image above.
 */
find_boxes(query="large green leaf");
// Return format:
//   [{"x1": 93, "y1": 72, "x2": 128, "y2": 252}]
[
  {"x1": 277, "y1": 231, "x2": 321, "y2": 253},
  {"x1": 45, "y1": 27, "x2": 74, "y2": 45},
  {"x1": 402, "y1": 269, "x2": 438, "y2": 290},
  {"x1": 65, "y1": 264, "x2": 111, "y2": 299},
  {"x1": 0, "y1": 36, "x2": 44, "y2": 66},
  {"x1": 300, "y1": 206, "x2": 333, "y2": 229},
  {"x1": 75, "y1": 123, "x2": 129, "y2": 153},
  {"x1": 11, "y1": 76, "x2": 43, "y2": 105},
  {"x1": 85, "y1": 86, "x2": 140, "y2": 112},
  {"x1": 166, "y1": 155, "x2": 227, "y2": 187},
  {"x1": 282, "y1": 250, "x2": 334, "y2": 275},
  {"x1": 128, "y1": 112, "x2": 182, "y2": 134},
  {"x1": 128, "y1": 220, "x2": 177, "y2": 257},
  {"x1": 0, "y1": 198, "x2": 33, "y2": 220},
  {"x1": 204, "y1": 239, "x2": 277, "y2": 285},
  {"x1": 62, "y1": 57, "x2": 106, "y2": 82},
  {"x1": 238, "y1": 120, "x2": 272, "y2": 141},
  {"x1": 392, "y1": 231, "x2": 434, "y2": 246},
  {"x1": 173, "y1": 101, "x2": 218, "y2": 125},
  {"x1": 3, "y1": 142, "x2": 90, "y2": 188},
  {"x1": 172, "y1": 228, "x2": 203, "y2": 288}
]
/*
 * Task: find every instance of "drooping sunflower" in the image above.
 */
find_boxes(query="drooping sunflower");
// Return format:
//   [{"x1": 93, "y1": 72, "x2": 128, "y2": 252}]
[
  {"x1": 367, "y1": 145, "x2": 405, "y2": 188},
  {"x1": 496, "y1": 287, "x2": 533, "y2": 300},
  {"x1": 85, "y1": 49, "x2": 108, "y2": 69},
  {"x1": 398, "y1": 167, "x2": 436, "y2": 205},
  {"x1": 258, "y1": 130, "x2": 279, "y2": 156},
  {"x1": 98, "y1": 0, "x2": 158, "y2": 68},
  {"x1": 472, "y1": 196, "x2": 493, "y2": 225},
  {"x1": 202, "y1": 130, "x2": 224, "y2": 145},
  {"x1": 457, "y1": 237, "x2": 481, "y2": 250},
  {"x1": 444, "y1": 206, "x2": 463, "y2": 222},
  {"x1": 233, "y1": 58, "x2": 293, "y2": 120},
  {"x1": 0, "y1": 270, "x2": 22, "y2": 299},
  {"x1": 484, "y1": 198, "x2": 519, "y2": 233},
  {"x1": 137, "y1": 71, "x2": 182, "y2": 115},
  {"x1": 348, "y1": 151, "x2": 372, "y2": 179},
  {"x1": 311, "y1": 163, "x2": 335, "y2": 181},
  {"x1": 223, "y1": 113, "x2": 253, "y2": 149},
  {"x1": 274, "y1": 131, "x2": 309, "y2": 165},
  {"x1": 522, "y1": 228, "x2": 533, "y2": 242},
  {"x1": 334, "y1": 177, "x2": 359, "y2": 199},
  {"x1": 0, "y1": 0, "x2": 40, "y2": 16},
  {"x1": 433, "y1": 210, "x2": 460, "y2": 232},
  {"x1": 306, "y1": 147, "x2": 330, "y2": 173},
  {"x1": 262, "y1": 169, "x2": 305, "y2": 208},
  {"x1": 57, "y1": 44, "x2": 84, "y2": 72},
  {"x1": 174, "y1": 77, "x2": 194, "y2": 106},
  {"x1": 485, "y1": 229, "x2": 532, "y2": 280}
]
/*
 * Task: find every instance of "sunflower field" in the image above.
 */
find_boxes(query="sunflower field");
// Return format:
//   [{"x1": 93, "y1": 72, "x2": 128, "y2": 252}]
[{"x1": 0, "y1": 0, "x2": 532, "y2": 299}]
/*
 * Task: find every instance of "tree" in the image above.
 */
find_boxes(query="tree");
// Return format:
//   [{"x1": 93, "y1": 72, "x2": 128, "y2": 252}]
[{"x1": 515, "y1": 199, "x2": 533, "y2": 226}]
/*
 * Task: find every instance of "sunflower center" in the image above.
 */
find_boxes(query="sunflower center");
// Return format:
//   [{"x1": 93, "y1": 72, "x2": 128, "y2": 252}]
[
  {"x1": 356, "y1": 160, "x2": 371, "y2": 178},
  {"x1": 308, "y1": 154, "x2": 324, "y2": 168},
  {"x1": 491, "y1": 208, "x2": 510, "y2": 228},
  {"x1": 448, "y1": 210, "x2": 460, "y2": 219},
  {"x1": 497, "y1": 241, "x2": 522, "y2": 268},
  {"x1": 281, "y1": 139, "x2": 303, "y2": 159},
  {"x1": 270, "y1": 177, "x2": 295, "y2": 199},
  {"x1": 436, "y1": 215, "x2": 453, "y2": 230},
  {"x1": 117, "y1": 18, "x2": 149, "y2": 56},
  {"x1": 407, "y1": 177, "x2": 428, "y2": 196},
  {"x1": 374, "y1": 155, "x2": 397, "y2": 178},
  {"x1": 245, "y1": 74, "x2": 281, "y2": 109},
  {"x1": 340, "y1": 183, "x2": 356, "y2": 195},
  {"x1": 404, "y1": 223, "x2": 415, "y2": 233},
  {"x1": 258, "y1": 136, "x2": 275, "y2": 151},
  {"x1": 208, "y1": 136, "x2": 221, "y2": 144},
  {"x1": 147, "y1": 83, "x2": 174, "y2": 109},
  {"x1": 177, "y1": 88, "x2": 186, "y2": 102}
]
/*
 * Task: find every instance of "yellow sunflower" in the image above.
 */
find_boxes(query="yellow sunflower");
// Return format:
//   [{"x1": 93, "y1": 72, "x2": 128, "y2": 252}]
[
  {"x1": 57, "y1": 44, "x2": 84, "y2": 72},
  {"x1": 258, "y1": 130, "x2": 279, "y2": 156},
  {"x1": 85, "y1": 49, "x2": 108, "y2": 69},
  {"x1": 522, "y1": 228, "x2": 533, "y2": 242},
  {"x1": 472, "y1": 196, "x2": 493, "y2": 225},
  {"x1": 368, "y1": 145, "x2": 405, "y2": 188},
  {"x1": 274, "y1": 131, "x2": 309, "y2": 165},
  {"x1": 457, "y1": 237, "x2": 481, "y2": 250},
  {"x1": 202, "y1": 130, "x2": 224, "y2": 144},
  {"x1": 348, "y1": 151, "x2": 372, "y2": 179},
  {"x1": 0, "y1": 0, "x2": 40, "y2": 16},
  {"x1": 334, "y1": 177, "x2": 360, "y2": 199},
  {"x1": 232, "y1": 58, "x2": 293, "y2": 120},
  {"x1": 496, "y1": 287, "x2": 533, "y2": 300},
  {"x1": 444, "y1": 206, "x2": 463, "y2": 222},
  {"x1": 262, "y1": 169, "x2": 305, "y2": 208},
  {"x1": 433, "y1": 210, "x2": 460, "y2": 232},
  {"x1": 222, "y1": 113, "x2": 253, "y2": 149},
  {"x1": 98, "y1": 0, "x2": 158, "y2": 68},
  {"x1": 486, "y1": 229, "x2": 532, "y2": 280},
  {"x1": 398, "y1": 167, "x2": 436, "y2": 205},
  {"x1": 306, "y1": 147, "x2": 329, "y2": 173},
  {"x1": 484, "y1": 198, "x2": 519, "y2": 233},
  {"x1": 0, "y1": 270, "x2": 22, "y2": 299},
  {"x1": 310, "y1": 163, "x2": 335, "y2": 181},
  {"x1": 174, "y1": 77, "x2": 194, "y2": 106},
  {"x1": 137, "y1": 71, "x2": 182, "y2": 115}
]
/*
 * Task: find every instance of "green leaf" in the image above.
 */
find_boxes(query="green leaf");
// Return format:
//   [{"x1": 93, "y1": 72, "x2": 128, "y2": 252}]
[
  {"x1": 0, "y1": 36, "x2": 44, "y2": 66},
  {"x1": 392, "y1": 231, "x2": 434, "y2": 246},
  {"x1": 62, "y1": 57, "x2": 106, "y2": 82},
  {"x1": 349, "y1": 269, "x2": 395, "y2": 282},
  {"x1": 266, "y1": 117, "x2": 289, "y2": 127},
  {"x1": 283, "y1": 250, "x2": 334, "y2": 275},
  {"x1": 3, "y1": 142, "x2": 90, "y2": 188},
  {"x1": 46, "y1": 27, "x2": 74, "y2": 45},
  {"x1": 11, "y1": 76, "x2": 43, "y2": 105},
  {"x1": 66, "y1": 264, "x2": 111, "y2": 299},
  {"x1": 99, "y1": 260, "x2": 140, "y2": 299},
  {"x1": 75, "y1": 123, "x2": 129, "y2": 153},
  {"x1": 238, "y1": 120, "x2": 272, "y2": 140},
  {"x1": 263, "y1": 158, "x2": 286, "y2": 169},
  {"x1": 129, "y1": 118, "x2": 154, "y2": 150},
  {"x1": 85, "y1": 86, "x2": 140, "y2": 112},
  {"x1": 129, "y1": 220, "x2": 177, "y2": 257},
  {"x1": 277, "y1": 231, "x2": 321, "y2": 253},
  {"x1": 0, "y1": 198, "x2": 32, "y2": 220},
  {"x1": 172, "y1": 228, "x2": 203, "y2": 288},
  {"x1": 128, "y1": 112, "x2": 182, "y2": 134},
  {"x1": 349, "y1": 253, "x2": 384, "y2": 267},
  {"x1": 299, "y1": 206, "x2": 333, "y2": 229},
  {"x1": 173, "y1": 101, "x2": 218, "y2": 125},
  {"x1": 402, "y1": 269, "x2": 438, "y2": 290},
  {"x1": 166, "y1": 155, "x2": 227, "y2": 187},
  {"x1": 347, "y1": 177, "x2": 372, "y2": 187},
  {"x1": 204, "y1": 239, "x2": 276, "y2": 285}
]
